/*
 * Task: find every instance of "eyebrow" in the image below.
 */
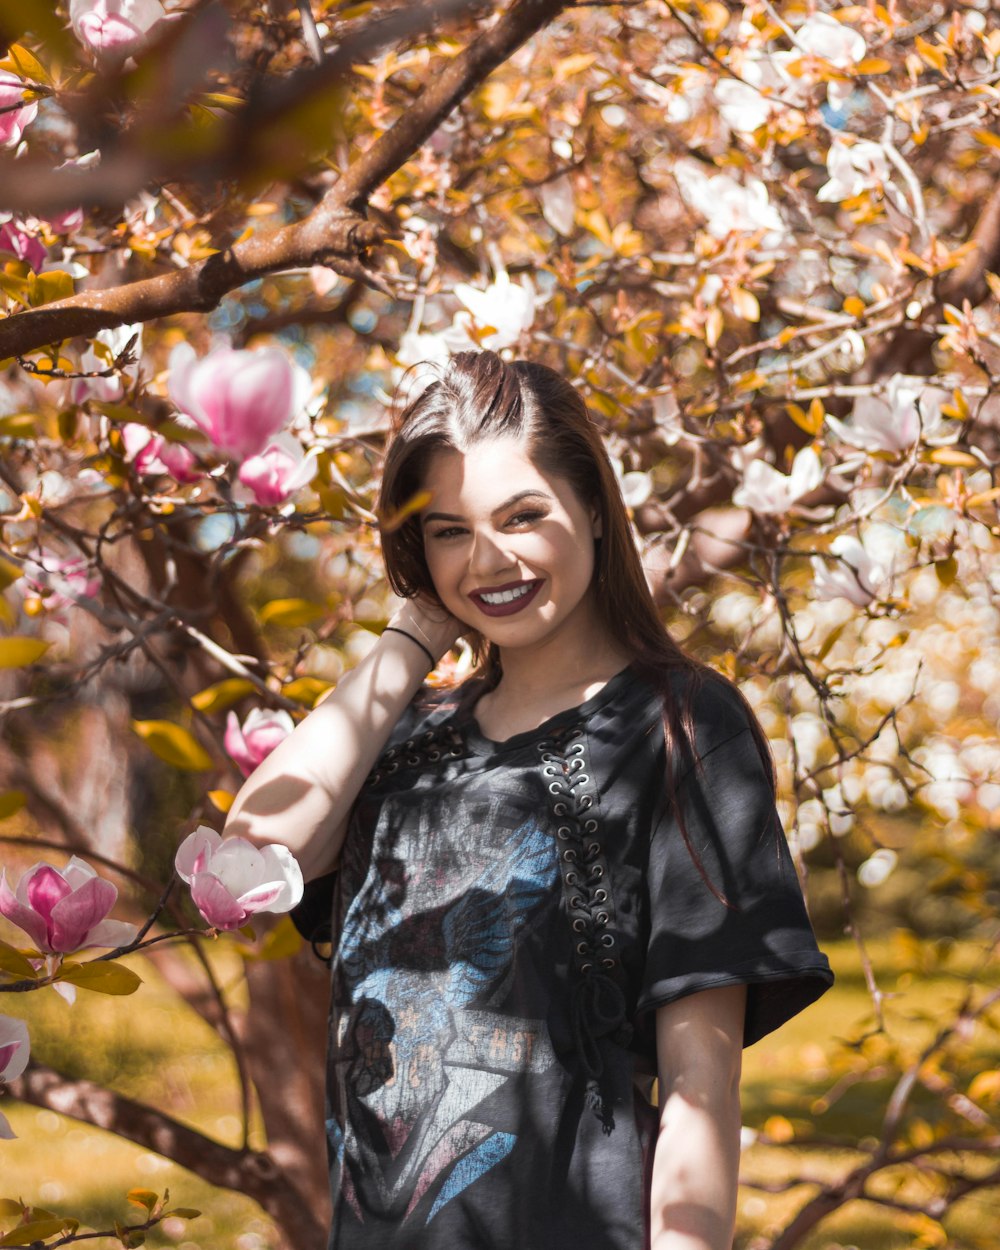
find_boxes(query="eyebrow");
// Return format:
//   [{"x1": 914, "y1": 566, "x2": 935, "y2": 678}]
[{"x1": 423, "y1": 489, "x2": 553, "y2": 526}]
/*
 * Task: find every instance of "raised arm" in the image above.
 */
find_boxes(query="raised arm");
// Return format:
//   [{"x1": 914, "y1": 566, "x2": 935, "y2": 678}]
[
  {"x1": 650, "y1": 984, "x2": 746, "y2": 1250},
  {"x1": 222, "y1": 600, "x2": 461, "y2": 881}
]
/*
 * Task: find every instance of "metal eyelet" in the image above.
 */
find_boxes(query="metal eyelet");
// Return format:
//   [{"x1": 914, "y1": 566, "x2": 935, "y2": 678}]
[
  {"x1": 553, "y1": 802, "x2": 567, "y2": 816},
  {"x1": 572, "y1": 918, "x2": 586, "y2": 932},
  {"x1": 562, "y1": 849, "x2": 577, "y2": 862},
  {"x1": 386, "y1": 761, "x2": 399, "y2": 774},
  {"x1": 581, "y1": 962, "x2": 593, "y2": 974},
  {"x1": 406, "y1": 755, "x2": 421, "y2": 767},
  {"x1": 556, "y1": 826, "x2": 571, "y2": 839},
  {"x1": 576, "y1": 942, "x2": 590, "y2": 956},
  {"x1": 594, "y1": 889, "x2": 608, "y2": 903},
  {"x1": 596, "y1": 911, "x2": 609, "y2": 925},
  {"x1": 601, "y1": 957, "x2": 616, "y2": 970},
  {"x1": 579, "y1": 796, "x2": 593, "y2": 810},
  {"x1": 576, "y1": 773, "x2": 590, "y2": 784},
  {"x1": 569, "y1": 895, "x2": 585, "y2": 909},
  {"x1": 590, "y1": 865, "x2": 604, "y2": 879},
  {"x1": 427, "y1": 749, "x2": 440, "y2": 761},
  {"x1": 600, "y1": 933, "x2": 615, "y2": 947},
  {"x1": 584, "y1": 819, "x2": 598, "y2": 833},
  {"x1": 543, "y1": 766, "x2": 558, "y2": 777},
  {"x1": 548, "y1": 782, "x2": 566, "y2": 796},
  {"x1": 587, "y1": 842, "x2": 600, "y2": 856},
  {"x1": 565, "y1": 871, "x2": 578, "y2": 885}
]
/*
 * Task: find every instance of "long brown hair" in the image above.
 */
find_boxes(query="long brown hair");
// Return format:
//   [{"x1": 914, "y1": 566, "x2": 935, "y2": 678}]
[{"x1": 378, "y1": 351, "x2": 775, "y2": 901}]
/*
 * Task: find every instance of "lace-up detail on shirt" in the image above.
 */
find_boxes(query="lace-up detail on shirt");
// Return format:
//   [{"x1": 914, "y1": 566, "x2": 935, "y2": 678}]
[
  {"x1": 537, "y1": 724, "x2": 629, "y2": 1132},
  {"x1": 367, "y1": 723, "x2": 465, "y2": 788}
]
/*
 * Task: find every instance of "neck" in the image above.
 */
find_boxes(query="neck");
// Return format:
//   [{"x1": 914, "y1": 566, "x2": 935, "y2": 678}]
[{"x1": 491, "y1": 597, "x2": 631, "y2": 702}]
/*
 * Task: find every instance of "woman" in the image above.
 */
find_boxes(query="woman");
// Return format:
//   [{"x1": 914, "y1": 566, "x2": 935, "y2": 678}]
[{"x1": 223, "y1": 351, "x2": 833, "y2": 1250}]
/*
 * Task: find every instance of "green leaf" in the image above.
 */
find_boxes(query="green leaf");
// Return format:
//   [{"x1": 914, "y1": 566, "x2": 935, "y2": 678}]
[
  {"x1": 57, "y1": 961, "x2": 143, "y2": 995},
  {"x1": 0, "y1": 556, "x2": 24, "y2": 590},
  {"x1": 190, "y1": 678, "x2": 256, "y2": 714},
  {"x1": 131, "y1": 720, "x2": 213, "y2": 771},
  {"x1": 0, "y1": 940, "x2": 37, "y2": 978},
  {"x1": 0, "y1": 790, "x2": 26, "y2": 820},
  {"x1": 0, "y1": 638, "x2": 49, "y2": 668},
  {"x1": 26, "y1": 270, "x2": 75, "y2": 307},
  {"x1": 0, "y1": 1217, "x2": 77, "y2": 1246},
  {"x1": 0, "y1": 1202, "x2": 24, "y2": 1218},
  {"x1": 163, "y1": 1208, "x2": 201, "y2": 1219}
]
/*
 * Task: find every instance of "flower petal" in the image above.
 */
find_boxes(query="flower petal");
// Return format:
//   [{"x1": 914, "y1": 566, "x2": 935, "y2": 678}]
[
  {"x1": 189, "y1": 872, "x2": 247, "y2": 930},
  {"x1": 48, "y1": 875, "x2": 117, "y2": 953},
  {"x1": 175, "y1": 825, "x2": 222, "y2": 883}
]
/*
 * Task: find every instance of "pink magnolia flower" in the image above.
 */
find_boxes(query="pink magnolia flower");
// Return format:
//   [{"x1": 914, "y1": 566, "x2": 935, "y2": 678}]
[
  {"x1": 0, "y1": 1015, "x2": 30, "y2": 1140},
  {"x1": 0, "y1": 72, "x2": 38, "y2": 148},
  {"x1": 20, "y1": 551, "x2": 100, "y2": 611},
  {"x1": 224, "y1": 708, "x2": 294, "y2": 778},
  {"x1": 237, "y1": 432, "x2": 318, "y2": 506},
  {"x1": 121, "y1": 423, "x2": 202, "y2": 483},
  {"x1": 0, "y1": 215, "x2": 46, "y2": 271},
  {"x1": 168, "y1": 343, "x2": 311, "y2": 461},
  {"x1": 732, "y1": 447, "x2": 823, "y2": 515},
  {"x1": 174, "y1": 826, "x2": 303, "y2": 931},
  {"x1": 70, "y1": 0, "x2": 166, "y2": 58},
  {"x1": 0, "y1": 857, "x2": 138, "y2": 955}
]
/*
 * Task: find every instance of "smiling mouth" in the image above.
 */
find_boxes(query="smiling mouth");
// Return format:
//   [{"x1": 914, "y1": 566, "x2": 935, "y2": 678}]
[{"x1": 470, "y1": 579, "x2": 543, "y2": 617}]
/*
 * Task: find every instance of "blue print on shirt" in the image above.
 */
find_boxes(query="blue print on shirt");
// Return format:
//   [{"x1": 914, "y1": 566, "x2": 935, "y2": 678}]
[{"x1": 426, "y1": 1132, "x2": 517, "y2": 1223}]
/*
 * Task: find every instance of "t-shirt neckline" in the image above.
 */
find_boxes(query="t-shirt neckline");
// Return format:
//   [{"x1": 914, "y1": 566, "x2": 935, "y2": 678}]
[{"x1": 456, "y1": 662, "x2": 640, "y2": 754}]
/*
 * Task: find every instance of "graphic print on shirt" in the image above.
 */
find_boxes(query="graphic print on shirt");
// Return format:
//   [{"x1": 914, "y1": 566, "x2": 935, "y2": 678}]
[{"x1": 329, "y1": 785, "x2": 560, "y2": 1226}]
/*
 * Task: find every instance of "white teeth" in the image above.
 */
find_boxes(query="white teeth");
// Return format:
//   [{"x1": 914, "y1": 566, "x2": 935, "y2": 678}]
[{"x1": 480, "y1": 583, "x2": 532, "y2": 605}]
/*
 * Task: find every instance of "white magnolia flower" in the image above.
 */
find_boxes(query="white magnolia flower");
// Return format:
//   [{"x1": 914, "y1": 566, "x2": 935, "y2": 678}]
[
  {"x1": 826, "y1": 375, "x2": 958, "y2": 453},
  {"x1": 452, "y1": 269, "x2": 537, "y2": 350},
  {"x1": 857, "y1": 848, "x2": 898, "y2": 888},
  {"x1": 810, "y1": 535, "x2": 887, "y2": 607},
  {"x1": 539, "y1": 175, "x2": 575, "y2": 236},
  {"x1": 610, "y1": 456, "x2": 653, "y2": 508},
  {"x1": 795, "y1": 13, "x2": 867, "y2": 68},
  {"x1": 70, "y1": 322, "x2": 143, "y2": 404},
  {"x1": 817, "y1": 137, "x2": 889, "y2": 202},
  {"x1": 714, "y1": 52, "x2": 801, "y2": 133},
  {"x1": 732, "y1": 447, "x2": 822, "y2": 515},
  {"x1": 651, "y1": 391, "x2": 684, "y2": 446},
  {"x1": 674, "y1": 161, "x2": 784, "y2": 239}
]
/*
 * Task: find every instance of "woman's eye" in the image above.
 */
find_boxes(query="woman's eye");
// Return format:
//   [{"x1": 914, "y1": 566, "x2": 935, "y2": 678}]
[
  {"x1": 507, "y1": 510, "x2": 544, "y2": 527},
  {"x1": 428, "y1": 526, "x2": 465, "y2": 540}
]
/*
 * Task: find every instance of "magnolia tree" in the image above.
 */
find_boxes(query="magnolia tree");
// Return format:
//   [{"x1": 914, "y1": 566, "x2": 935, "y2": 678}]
[{"x1": 1, "y1": 0, "x2": 999, "y2": 1247}]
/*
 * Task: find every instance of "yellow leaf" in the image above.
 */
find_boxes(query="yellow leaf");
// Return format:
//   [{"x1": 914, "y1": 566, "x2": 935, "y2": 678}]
[
  {"x1": 131, "y1": 720, "x2": 214, "y2": 771},
  {"x1": 190, "y1": 678, "x2": 256, "y2": 713},
  {"x1": 208, "y1": 790, "x2": 235, "y2": 813},
  {"x1": 734, "y1": 369, "x2": 766, "y2": 393},
  {"x1": 258, "y1": 598, "x2": 327, "y2": 629},
  {"x1": 968, "y1": 1070, "x2": 1000, "y2": 1103},
  {"x1": 730, "y1": 287, "x2": 760, "y2": 322},
  {"x1": 244, "y1": 915, "x2": 303, "y2": 962},
  {"x1": 56, "y1": 961, "x2": 142, "y2": 995},
  {"x1": 974, "y1": 129, "x2": 1000, "y2": 151},
  {"x1": 855, "y1": 56, "x2": 892, "y2": 74},
  {"x1": 199, "y1": 92, "x2": 244, "y2": 111},
  {"x1": 700, "y1": 0, "x2": 731, "y2": 41},
  {"x1": 282, "y1": 676, "x2": 333, "y2": 706},
  {"x1": 0, "y1": 413, "x2": 36, "y2": 437},
  {"x1": 705, "y1": 306, "x2": 724, "y2": 348},
  {"x1": 126, "y1": 1189, "x2": 160, "y2": 1212},
  {"x1": 0, "y1": 637, "x2": 49, "y2": 668},
  {"x1": 26, "y1": 270, "x2": 75, "y2": 307},
  {"x1": 763, "y1": 1115, "x2": 794, "y2": 1142},
  {"x1": 0, "y1": 44, "x2": 49, "y2": 85},
  {"x1": 378, "y1": 489, "x2": 431, "y2": 533},
  {"x1": 966, "y1": 486, "x2": 1000, "y2": 508},
  {"x1": 0, "y1": 555, "x2": 23, "y2": 590},
  {"x1": 842, "y1": 295, "x2": 866, "y2": 317},
  {"x1": 785, "y1": 400, "x2": 825, "y2": 436},
  {"x1": 915, "y1": 35, "x2": 949, "y2": 70},
  {"x1": 553, "y1": 53, "x2": 597, "y2": 85},
  {"x1": 0, "y1": 790, "x2": 26, "y2": 819},
  {"x1": 580, "y1": 209, "x2": 614, "y2": 249},
  {"x1": 927, "y1": 447, "x2": 979, "y2": 467},
  {"x1": 0, "y1": 939, "x2": 36, "y2": 978}
]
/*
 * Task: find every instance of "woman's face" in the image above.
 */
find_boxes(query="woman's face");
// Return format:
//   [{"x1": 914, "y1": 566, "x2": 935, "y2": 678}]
[{"x1": 420, "y1": 436, "x2": 603, "y2": 652}]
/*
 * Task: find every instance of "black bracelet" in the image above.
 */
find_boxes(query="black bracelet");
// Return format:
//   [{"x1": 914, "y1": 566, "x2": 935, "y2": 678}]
[{"x1": 382, "y1": 626, "x2": 435, "y2": 669}]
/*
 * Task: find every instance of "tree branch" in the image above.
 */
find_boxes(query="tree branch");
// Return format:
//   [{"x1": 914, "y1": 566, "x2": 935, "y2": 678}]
[{"x1": 8, "y1": 1063, "x2": 326, "y2": 1250}]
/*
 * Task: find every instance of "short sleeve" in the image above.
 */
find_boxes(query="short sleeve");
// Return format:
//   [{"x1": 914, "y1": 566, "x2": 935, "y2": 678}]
[{"x1": 637, "y1": 694, "x2": 833, "y2": 1047}]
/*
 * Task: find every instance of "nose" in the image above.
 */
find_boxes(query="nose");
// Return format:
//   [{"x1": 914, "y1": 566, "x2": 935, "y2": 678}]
[{"x1": 467, "y1": 524, "x2": 517, "y2": 580}]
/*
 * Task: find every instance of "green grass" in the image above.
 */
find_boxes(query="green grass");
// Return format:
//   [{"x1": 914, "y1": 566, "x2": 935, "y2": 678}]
[{"x1": 1, "y1": 937, "x2": 997, "y2": 1249}]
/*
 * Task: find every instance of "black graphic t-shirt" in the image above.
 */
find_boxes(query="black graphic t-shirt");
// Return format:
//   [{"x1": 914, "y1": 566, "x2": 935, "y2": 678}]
[{"x1": 291, "y1": 664, "x2": 833, "y2": 1249}]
